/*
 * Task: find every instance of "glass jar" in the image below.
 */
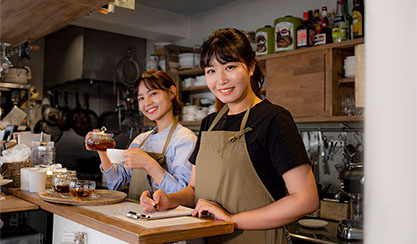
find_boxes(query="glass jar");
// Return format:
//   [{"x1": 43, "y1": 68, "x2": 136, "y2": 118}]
[{"x1": 37, "y1": 146, "x2": 55, "y2": 165}]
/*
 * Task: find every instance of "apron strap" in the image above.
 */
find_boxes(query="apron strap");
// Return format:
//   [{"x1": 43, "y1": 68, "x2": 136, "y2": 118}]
[
  {"x1": 208, "y1": 105, "x2": 229, "y2": 131},
  {"x1": 137, "y1": 120, "x2": 177, "y2": 154},
  {"x1": 137, "y1": 128, "x2": 156, "y2": 148},
  {"x1": 161, "y1": 120, "x2": 178, "y2": 154},
  {"x1": 209, "y1": 94, "x2": 257, "y2": 132}
]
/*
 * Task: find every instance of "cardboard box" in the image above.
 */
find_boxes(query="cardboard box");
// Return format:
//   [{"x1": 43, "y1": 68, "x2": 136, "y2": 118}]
[{"x1": 320, "y1": 200, "x2": 350, "y2": 221}]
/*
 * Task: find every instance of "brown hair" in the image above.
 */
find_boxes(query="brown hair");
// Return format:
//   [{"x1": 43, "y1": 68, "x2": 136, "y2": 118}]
[
  {"x1": 200, "y1": 28, "x2": 265, "y2": 98},
  {"x1": 134, "y1": 69, "x2": 183, "y2": 116}
]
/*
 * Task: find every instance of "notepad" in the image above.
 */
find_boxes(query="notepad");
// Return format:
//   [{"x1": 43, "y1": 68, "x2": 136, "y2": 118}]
[{"x1": 138, "y1": 205, "x2": 194, "y2": 220}]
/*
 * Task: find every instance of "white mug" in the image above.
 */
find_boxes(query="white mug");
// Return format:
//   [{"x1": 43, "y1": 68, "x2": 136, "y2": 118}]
[
  {"x1": 28, "y1": 169, "x2": 47, "y2": 192},
  {"x1": 20, "y1": 167, "x2": 33, "y2": 191}
]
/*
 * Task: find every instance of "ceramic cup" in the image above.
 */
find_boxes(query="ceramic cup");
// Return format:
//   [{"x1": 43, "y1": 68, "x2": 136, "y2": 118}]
[
  {"x1": 28, "y1": 169, "x2": 47, "y2": 192},
  {"x1": 106, "y1": 149, "x2": 126, "y2": 164},
  {"x1": 20, "y1": 167, "x2": 32, "y2": 191}
]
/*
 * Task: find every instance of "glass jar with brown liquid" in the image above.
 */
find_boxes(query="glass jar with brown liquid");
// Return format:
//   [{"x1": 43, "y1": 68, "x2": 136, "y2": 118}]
[{"x1": 87, "y1": 127, "x2": 115, "y2": 151}]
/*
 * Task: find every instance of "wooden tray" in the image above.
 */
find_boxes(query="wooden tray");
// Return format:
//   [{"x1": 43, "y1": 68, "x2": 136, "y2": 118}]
[{"x1": 39, "y1": 189, "x2": 127, "y2": 205}]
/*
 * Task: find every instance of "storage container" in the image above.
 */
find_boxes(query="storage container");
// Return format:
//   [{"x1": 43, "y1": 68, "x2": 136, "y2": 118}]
[
  {"x1": 274, "y1": 16, "x2": 303, "y2": 52},
  {"x1": 255, "y1": 25, "x2": 275, "y2": 56}
]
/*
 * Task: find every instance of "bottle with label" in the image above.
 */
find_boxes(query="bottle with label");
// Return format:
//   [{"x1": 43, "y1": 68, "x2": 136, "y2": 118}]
[
  {"x1": 312, "y1": 9, "x2": 321, "y2": 32},
  {"x1": 352, "y1": 0, "x2": 364, "y2": 38},
  {"x1": 343, "y1": 0, "x2": 353, "y2": 39},
  {"x1": 332, "y1": 0, "x2": 348, "y2": 43},
  {"x1": 274, "y1": 16, "x2": 303, "y2": 52},
  {"x1": 297, "y1": 12, "x2": 316, "y2": 48},
  {"x1": 314, "y1": 6, "x2": 332, "y2": 46}
]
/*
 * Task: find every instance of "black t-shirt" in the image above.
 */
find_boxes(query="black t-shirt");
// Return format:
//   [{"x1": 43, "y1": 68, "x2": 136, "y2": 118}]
[{"x1": 189, "y1": 99, "x2": 310, "y2": 201}]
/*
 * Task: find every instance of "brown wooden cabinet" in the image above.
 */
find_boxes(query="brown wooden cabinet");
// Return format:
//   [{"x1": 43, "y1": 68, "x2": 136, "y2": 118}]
[{"x1": 259, "y1": 38, "x2": 364, "y2": 123}]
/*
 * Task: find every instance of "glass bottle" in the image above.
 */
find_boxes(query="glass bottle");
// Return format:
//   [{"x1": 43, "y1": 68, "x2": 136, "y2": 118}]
[
  {"x1": 297, "y1": 12, "x2": 316, "y2": 48},
  {"x1": 332, "y1": 0, "x2": 348, "y2": 42},
  {"x1": 314, "y1": 6, "x2": 332, "y2": 46},
  {"x1": 352, "y1": 0, "x2": 364, "y2": 38},
  {"x1": 312, "y1": 9, "x2": 321, "y2": 32}
]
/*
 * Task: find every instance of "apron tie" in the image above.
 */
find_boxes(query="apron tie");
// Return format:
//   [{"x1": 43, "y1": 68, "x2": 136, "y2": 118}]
[{"x1": 229, "y1": 127, "x2": 253, "y2": 142}]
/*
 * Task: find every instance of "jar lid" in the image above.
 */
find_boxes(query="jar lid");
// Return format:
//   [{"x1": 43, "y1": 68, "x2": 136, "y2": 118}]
[{"x1": 37, "y1": 146, "x2": 55, "y2": 151}]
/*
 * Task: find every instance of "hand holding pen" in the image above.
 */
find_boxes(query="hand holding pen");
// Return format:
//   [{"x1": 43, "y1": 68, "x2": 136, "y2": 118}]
[{"x1": 146, "y1": 174, "x2": 158, "y2": 212}]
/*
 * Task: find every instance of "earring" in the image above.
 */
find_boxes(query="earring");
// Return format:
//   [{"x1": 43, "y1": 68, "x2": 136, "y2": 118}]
[{"x1": 171, "y1": 96, "x2": 175, "y2": 100}]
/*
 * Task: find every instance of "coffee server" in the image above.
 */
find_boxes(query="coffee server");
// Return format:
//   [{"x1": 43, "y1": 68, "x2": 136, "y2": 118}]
[{"x1": 336, "y1": 144, "x2": 364, "y2": 240}]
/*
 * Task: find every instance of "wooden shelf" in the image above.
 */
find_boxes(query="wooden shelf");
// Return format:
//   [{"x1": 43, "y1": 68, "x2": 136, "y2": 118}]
[
  {"x1": 295, "y1": 115, "x2": 364, "y2": 123},
  {"x1": 256, "y1": 38, "x2": 364, "y2": 61},
  {"x1": 338, "y1": 78, "x2": 355, "y2": 85},
  {"x1": 173, "y1": 67, "x2": 204, "y2": 76},
  {"x1": 181, "y1": 86, "x2": 209, "y2": 92}
]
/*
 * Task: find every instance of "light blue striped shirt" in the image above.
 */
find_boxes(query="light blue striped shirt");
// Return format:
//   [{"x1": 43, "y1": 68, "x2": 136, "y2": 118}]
[{"x1": 100, "y1": 122, "x2": 196, "y2": 193}]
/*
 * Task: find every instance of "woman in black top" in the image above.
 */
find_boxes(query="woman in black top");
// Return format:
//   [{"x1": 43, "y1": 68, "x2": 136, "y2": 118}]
[{"x1": 141, "y1": 28, "x2": 318, "y2": 243}]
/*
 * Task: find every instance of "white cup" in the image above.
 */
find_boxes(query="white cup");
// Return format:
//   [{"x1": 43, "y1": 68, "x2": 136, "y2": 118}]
[
  {"x1": 106, "y1": 149, "x2": 125, "y2": 164},
  {"x1": 20, "y1": 167, "x2": 33, "y2": 191},
  {"x1": 28, "y1": 169, "x2": 47, "y2": 192}
]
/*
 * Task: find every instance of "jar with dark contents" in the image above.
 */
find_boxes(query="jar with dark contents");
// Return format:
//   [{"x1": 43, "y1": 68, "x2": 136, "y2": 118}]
[{"x1": 87, "y1": 127, "x2": 115, "y2": 151}]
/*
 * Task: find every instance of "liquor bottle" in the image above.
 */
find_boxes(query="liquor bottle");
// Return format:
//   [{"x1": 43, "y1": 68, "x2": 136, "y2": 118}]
[
  {"x1": 352, "y1": 0, "x2": 364, "y2": 38},
  {"x1": 332, "y1": 0, "x2": 348, "y2": 42},
  {"x1": 343, "y1": 0, "x2": 352, "y2": 39},
  {"x1": 308, "y1": 10, "x2": 313, "y2": 24},
  {"x1": 314, "y1": 7, "x2": 332, "y2": 46},
  {"x1": 297, "y1": 12, "x2": 316, "y2": 48},
  {"x1": 312, "y1": 9, "x2": 321, "y2": 32}
]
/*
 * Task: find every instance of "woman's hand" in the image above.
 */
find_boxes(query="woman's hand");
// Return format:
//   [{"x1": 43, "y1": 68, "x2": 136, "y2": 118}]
[
  {"x1": 192, "y1": 198, "x2": 233, "y2": 222},
  {"x1": 140, "y1": 189, "x2": 171, "y2": 212},
  {"x1": 84, "y1": 131, "x2": 94, "y2": 151},
  {"x1": 123, "y1": 148, "x2": 155, "y2": 170}
]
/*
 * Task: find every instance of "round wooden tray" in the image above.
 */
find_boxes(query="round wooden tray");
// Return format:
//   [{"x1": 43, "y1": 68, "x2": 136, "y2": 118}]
[{"x1": 39, "y1": 189, "x2": 127, "y2": 205}]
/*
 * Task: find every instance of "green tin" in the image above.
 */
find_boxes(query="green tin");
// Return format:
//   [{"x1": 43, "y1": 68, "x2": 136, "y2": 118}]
[
  {"x1": 274, "y1": 15, "x2": 303, "y2": 52},
  {"x1": 255, "y1": 25, "x2": 275, "y2": 56}
]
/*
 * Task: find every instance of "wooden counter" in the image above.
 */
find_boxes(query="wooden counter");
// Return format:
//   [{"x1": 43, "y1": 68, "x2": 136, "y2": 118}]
[
  {"x1": 5, "y1": 188, "x2": 234, "y2": 244},
  {"x1": 0, "y1": 194, "x2": 39, "y2": 213}
]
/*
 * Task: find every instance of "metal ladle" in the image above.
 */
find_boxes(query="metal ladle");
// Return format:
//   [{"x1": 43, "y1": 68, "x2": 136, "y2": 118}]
[{"x1": 0, "y1": 42, "x2": 11, "y2": 73}]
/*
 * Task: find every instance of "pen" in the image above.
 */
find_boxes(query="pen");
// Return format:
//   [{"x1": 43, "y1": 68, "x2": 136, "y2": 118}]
[{"x1": 146, "y1": 174, "x2": 158, "y2": 211}]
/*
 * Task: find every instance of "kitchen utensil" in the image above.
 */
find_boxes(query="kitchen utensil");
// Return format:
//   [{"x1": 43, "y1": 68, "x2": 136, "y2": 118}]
[
  {"x1": 58, "y1": 91, "x2": 72, "y2": 131},
  {"x1": 33, "y1": 120, "x2": 63, "y2": 142},
  {"x1": 116, "y1": 49, "x2": 141, "y2": 88},
  {"x1": 0, "y1": 42, "x2": 10, "y2": 73},
  {"x1": 2, "y1": 66, "x2": 32, "y2": 84},
  {"x1": 84, "y1": 93, "x2": 98, "y2": 132},
  {"x1": 43, "y1": 91, "x2": 61, "y2": 126},
  {"x1": 70, "y1": 92, "x2": 90, "y2": 137}
]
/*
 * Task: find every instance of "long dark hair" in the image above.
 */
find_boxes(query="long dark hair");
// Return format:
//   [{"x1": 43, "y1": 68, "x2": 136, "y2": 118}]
[
  {"x1": 134, "y1": 69, "x2": 182, "y2": 116},
  {"x1": 200, "y1": 28, "x2": 265, "y2": 98}
]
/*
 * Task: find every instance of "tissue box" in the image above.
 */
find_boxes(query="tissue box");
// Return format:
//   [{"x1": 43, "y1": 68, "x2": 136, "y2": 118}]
[{"x1": 0, "y1": 159, "x2": 31, "y2": 187}]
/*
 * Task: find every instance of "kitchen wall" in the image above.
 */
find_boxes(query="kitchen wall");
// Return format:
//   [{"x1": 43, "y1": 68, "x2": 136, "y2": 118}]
[{"x1": 71, "y1": 0, "x2": 339, "y2": 55}]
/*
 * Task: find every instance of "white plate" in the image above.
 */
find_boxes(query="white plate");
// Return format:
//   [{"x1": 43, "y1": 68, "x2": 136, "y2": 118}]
[
  {"x1": 298, "y1": 219, "x2": 328, "y2": 228},
  {"x1": 0, "y1": 179, "x2": 13, "y2": 186}
]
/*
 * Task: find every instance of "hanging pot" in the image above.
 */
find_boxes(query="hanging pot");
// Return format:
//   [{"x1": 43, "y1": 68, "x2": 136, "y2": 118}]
[
  {"x1": 84, "y1": 93, "x2": 98, "y2": 131},
  {"x1": 33, "y1": 120, "x2": 63, "y2": 142},
  {"x1": 70, "y1": 92, "x2": 90, "y2": 137},
  {"x1": 58, "y1": 90, "x2": 72, "y2": 131},
  {"x1": 43, "y1": 91, "x2": 61, "y2": 126}
]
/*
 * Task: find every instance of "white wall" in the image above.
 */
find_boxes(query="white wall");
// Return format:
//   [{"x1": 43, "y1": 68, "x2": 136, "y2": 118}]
[
  {"x1": 72, "y1": 3, "x2": 191, "y2": 43},
  {"x1": 365, "y1": 0, "x2": 417, "y2": 243},
  {"x1": 178, "y1": 0, "x2": 337, "y2": 46}
]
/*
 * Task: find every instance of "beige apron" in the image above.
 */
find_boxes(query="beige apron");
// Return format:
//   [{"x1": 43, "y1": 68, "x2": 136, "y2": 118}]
[
  {"x1": 128, "y1": 121, "x2": 177, "y2": 200},
  {"x1": 195, "y1": 103, "x2": 289, "y2": 244}
]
